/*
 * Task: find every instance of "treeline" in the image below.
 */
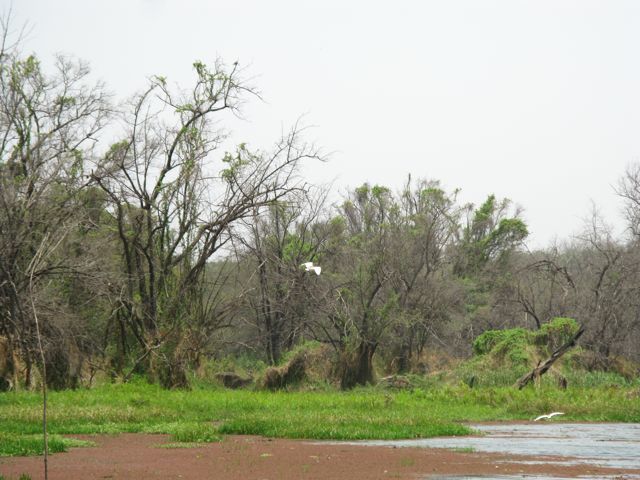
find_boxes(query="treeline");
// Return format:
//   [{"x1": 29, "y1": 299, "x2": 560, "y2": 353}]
[{"x1": 1, "y1": 26, "x2": 639, "y2": 390}]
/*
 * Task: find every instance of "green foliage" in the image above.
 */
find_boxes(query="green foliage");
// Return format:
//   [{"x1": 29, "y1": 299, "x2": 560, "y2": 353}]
[
  {"x1": 371, "y1": 185, "x2": 390, "y2": 198},
  {"x1": 473, "y1": 317, "x2": 580, "y2": 361},
  {"x1": 105, "y1": 140, "x2": 130, "y2": 159},
  {"x1": 54, "y1": 95, "x2": 77, "y2": 108},
  {"x1": 464, "y1": 318, "x2": 586, "y2": 386},
  {"x1": 473, "y1": 328, "x2": 529, "y2": 357},
  {"x1": 282, "y1": 234, "x2": 314, "y2": 262},
  {"x1": 279, "y1": 340, "x2": 323, "y2": 365},
  {"x1": 533, "y1": 317, "x2": 580, "y2": 350},
  {"x1": 420, "y1": 186, "x2": 445, "y2": 202},
  {"x1": 0, "y1": 433, "x2": 93, "y2": 456},
  {"x1": 457, "y1": 194, "x2": 528, "y2": 276},
  {"x1": 9, "y1": 54, "x2": 41, "y2": 84},
  {"x1": 221, "y1": 144, "x2": 252, "y2": 182},
  {"x1": 472, "y1": 195, "x2": 496, "y2": 230},
  {"x1": 483, "y1": 218, "x2": 528, "y2": 258},
  {"x1": 353, "y1": 183, "x2": 391, "y2": 207},
  {"x1": 153, "y1": 75, "x2": 167, "y2": 86},
  {"x1": 355, "y1": 184, "x2": 370, "y2": 201},
  {"x1": 454, "y1": 316, "x2": 636, "y2": 390}
]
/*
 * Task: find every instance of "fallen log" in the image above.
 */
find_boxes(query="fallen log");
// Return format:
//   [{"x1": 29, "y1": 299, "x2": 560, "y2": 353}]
[{"x1": 514, "y1": 324, "x2": 585, "y2": 390}]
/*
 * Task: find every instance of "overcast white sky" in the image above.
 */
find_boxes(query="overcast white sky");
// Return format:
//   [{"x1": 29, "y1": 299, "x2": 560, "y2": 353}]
[{"x1": 5, "y1": 0, "x2": 640, "y2": 246}]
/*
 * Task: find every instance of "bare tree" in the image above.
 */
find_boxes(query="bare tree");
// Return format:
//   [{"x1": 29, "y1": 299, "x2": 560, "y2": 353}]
[
  {"x1": 92, "y1": 64, "x2": 320, "y2": 385},
  {"x1": 513, "y1": 252, "x2": 577, "y2": 330},
  {"x1": 617, "y1": 163, "x2": 640, "y2": 239},
  {"x1": 0, "y1": 15, "x2": 110, "y2": 387},
  {"x1": 569, "y1": 209, "x2": 640, "y2": 364}
]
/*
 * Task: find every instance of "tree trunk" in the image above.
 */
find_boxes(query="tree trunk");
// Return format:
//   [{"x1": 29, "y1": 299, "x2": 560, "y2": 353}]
[
  {"x1": 515, "y1": 324, "x2": 585, "y2": 390},
  {"x1": 341, "y1": 341, "x2": 377, "y2": 389},
  {"x1": 115, "y1": 314, "x2": 127, "y2": 376},
  {"x1": 269, "y1": 326, "x2": 282, "y2": 366},
  {"x1": 395, "y1": 340, "x2": 411, "y2": 374}
]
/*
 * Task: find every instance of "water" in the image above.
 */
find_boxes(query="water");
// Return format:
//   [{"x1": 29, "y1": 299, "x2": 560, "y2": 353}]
[
  {"x1": 428, "y1": 477, "x2": 632, "y2": 480},
  {"x1": 338, "y1": 423, "x2": 640, "y2": 478},
  {"x1": 429, "y1": 477, "x2": 607, "y2": 480}
]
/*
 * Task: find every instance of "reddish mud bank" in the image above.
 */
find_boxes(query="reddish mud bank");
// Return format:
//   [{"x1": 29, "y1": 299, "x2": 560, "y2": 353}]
[{"x1": 1, "y1": 434, "x2": 638, "y2": 479}]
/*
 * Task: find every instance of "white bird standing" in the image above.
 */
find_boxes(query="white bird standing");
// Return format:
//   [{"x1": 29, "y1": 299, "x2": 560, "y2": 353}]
[
  {"x1": 533, "y1": 412, "x2": 564, "y2": 421},
  {"x1": 301, "y1": 262, "x2": 321, "y2": 276}
]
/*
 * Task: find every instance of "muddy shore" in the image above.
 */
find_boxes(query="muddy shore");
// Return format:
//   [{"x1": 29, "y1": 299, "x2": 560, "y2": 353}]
[{"x1": 1, "y1": 433, "x2": 639, "y2": 479}]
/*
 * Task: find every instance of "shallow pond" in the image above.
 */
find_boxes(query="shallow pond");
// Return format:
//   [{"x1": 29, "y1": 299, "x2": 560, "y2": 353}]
[{"x1": 341, "y1": 423, "x2": 640, "y2": 479}]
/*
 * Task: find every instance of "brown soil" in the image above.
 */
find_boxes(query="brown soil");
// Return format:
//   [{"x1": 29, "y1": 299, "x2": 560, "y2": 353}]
[{"x1": 1, "y1": 434, "x2": 638, "y2": 480}]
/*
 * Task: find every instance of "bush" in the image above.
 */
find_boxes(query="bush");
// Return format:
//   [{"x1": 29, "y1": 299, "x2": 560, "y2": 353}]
[
  {"x1": 473, "y1": 318, "x2": 581, "y2": 361},
  {"x1": 472, "y1": 328, "x2": 529, "y2": 361},
  {"x1": 462, "y1": 317, "x2": 585, "y2": 387},
  {"x1": 532, "y1": 317, "x2": 580, "y2": 351},
  {"x1": 261, "y1": 350, "x2": 307, "y2": 390}
]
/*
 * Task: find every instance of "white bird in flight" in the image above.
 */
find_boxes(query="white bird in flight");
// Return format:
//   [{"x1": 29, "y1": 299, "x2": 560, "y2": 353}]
[
  {"x1": 533, "y1": 412, "x2": 564, "y2": 422},
  {"x1": 301, "y1": 262, "x2": 321, "y2": 276}
]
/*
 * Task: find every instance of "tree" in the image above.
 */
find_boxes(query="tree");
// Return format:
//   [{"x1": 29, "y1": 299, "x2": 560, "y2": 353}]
[
  {"x1": 452, "y1": 195, "x2": 528, "y2": 339},
  {"x1": 0, "y1": 17, "x2": 110, "y2": 387},
  {"x1": 512, "y1": 250, "x2": 576, "y2": 330},
  {"x1": 617, "y1": 163, "x2": 640, "y2": 239},
  {"x1": 386, "y1": 178, "x2": 461, "y2": 371},
  {"x1": 455, "y1": 195, "x2": 528, "y2": 277},
  {"x1": 237, "y1": 187, "x2": 329, "y2": 365},
  {"x1": 311, "y1": 184, "x2": 399, "y2": 388},
  {"x1": 92, "y1": 63, "x2": 319, "y2": 386},
  {"x1": 570, "y1": 210, "x2": 640, "y2": 365}
]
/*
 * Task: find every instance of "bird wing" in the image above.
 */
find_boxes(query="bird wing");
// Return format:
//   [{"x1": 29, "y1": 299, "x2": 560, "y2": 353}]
[
  {"x1": 312, "y1": 266, "x2": 321, "y2": 275},
  {"x1": 534, "y1": 412, "x2": 564, "y2": 421},
  {"x1": 301, "y1": 262, "x2": 313, "y2": 270}
]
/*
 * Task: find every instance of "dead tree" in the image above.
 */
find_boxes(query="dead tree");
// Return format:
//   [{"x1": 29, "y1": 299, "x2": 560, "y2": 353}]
[{"x1": 514, "y1": 324, "x2": 585, "y2": 389}]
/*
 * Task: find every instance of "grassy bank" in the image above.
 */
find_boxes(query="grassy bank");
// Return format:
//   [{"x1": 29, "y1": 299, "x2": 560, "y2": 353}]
[{"x1": 1, "y1": 380, "x2": 639, "y2": 456}]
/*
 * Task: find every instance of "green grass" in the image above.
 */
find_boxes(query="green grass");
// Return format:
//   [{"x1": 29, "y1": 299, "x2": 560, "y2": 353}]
[
  {"x1": 169, "y1": 423, "x2": 221, "y2": 443},
  {"x1": 452, "y1": 357, "x2": 640, "y2": 389},
  {"x1": 0, "y1": 433, "x2": 94, "y2": 456},
  {"x1": 1, "y1": 379, "x2": 639, "y2": 457}
]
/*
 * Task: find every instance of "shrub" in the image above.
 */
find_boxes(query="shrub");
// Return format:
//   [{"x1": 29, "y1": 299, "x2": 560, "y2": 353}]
[
  {"x1": 261, "y1": 350, "x2": 307, "y2": 390},
  {"x1": 472, "y1": 328, "x2": 529, "y2": 360},
  {"x1": 532, "y1": 317, "x2": 580, "y2": 351}
]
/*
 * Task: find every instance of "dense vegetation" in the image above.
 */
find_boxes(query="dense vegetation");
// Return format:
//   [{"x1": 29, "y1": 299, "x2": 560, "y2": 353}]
[
  {"x1": 1, "y1": 378, "x2": 639, "y2": 456},
  {"x1": 1, "y1": 18, "x2": 640, "y2": 467},
  {"x1": 0, "y1": 18, "x2": 639, "y2": 396}
]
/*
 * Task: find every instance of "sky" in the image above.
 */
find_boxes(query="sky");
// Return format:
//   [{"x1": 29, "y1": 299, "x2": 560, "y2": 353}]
[{"x1": 4, "y1": 0, "x2": 640, "y2": 247}]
